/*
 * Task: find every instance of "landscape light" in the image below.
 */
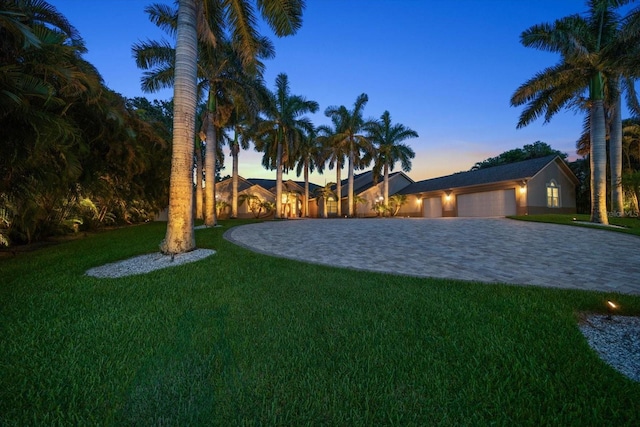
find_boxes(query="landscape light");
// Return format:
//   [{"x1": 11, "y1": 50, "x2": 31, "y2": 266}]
[{"x1": 606, "y1": 300, "x2": 618, "y2": 320}]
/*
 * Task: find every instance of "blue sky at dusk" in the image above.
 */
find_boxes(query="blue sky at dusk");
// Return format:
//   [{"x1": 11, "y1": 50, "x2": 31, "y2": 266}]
[{"x1": 53, "y1": 0, "x2": 605, "y2": 183}]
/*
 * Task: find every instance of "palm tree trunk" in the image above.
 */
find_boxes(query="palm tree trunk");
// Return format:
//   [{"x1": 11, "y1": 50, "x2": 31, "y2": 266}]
[
  {"x1": 303, "y1": 161, "x2": 309, "y2": 217},
  {"x1": 231, "y1": 140, "x2": 239, "y2": 218},
  {"x1": 610, "y1": 83, "x2": 624, "y2": 216},
  {"x1": 348, "y1": 148, "x2": 354, "y2": 217},
  {"x1": 590, "y1": 99, "x2": 609, "y2": 224},
  {"x1": 383, "y1": 163, "x2": 389, "y2": 207},
  {"x1": 336, "y1": 162, "x2": 342, "y2": 217},
  {"x1": 204, "y1": 105, "x2": 217, "y2": 226},
  {"x1": 195, "y1": 140, "x2": 203, "y2": 220},
  {"x1": 161, "y1": 0, "x2": 197, "y2": 254},
  {"x1": 275, "y1": 139, "x2": 283, "y2": 219}
]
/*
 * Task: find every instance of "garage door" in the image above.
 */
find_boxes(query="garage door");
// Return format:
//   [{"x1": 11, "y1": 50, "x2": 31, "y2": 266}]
[
  {"x1": 457, "y1": 189, "x2": 516, "y2": 217},
  {"x1": 422, "y1": 197, "x2": 442, "y2": 218}
]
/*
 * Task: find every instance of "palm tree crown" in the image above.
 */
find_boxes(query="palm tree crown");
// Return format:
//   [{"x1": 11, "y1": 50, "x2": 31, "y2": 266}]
[
  {"x1": 254, "y1": 73, "x2": 318, "y2": 218},
  {"x1": 323, "y1": 93, "x2": 375, "y2": 217},
  {"x1": 510, "y1": 0, "x2": 635, "y2": 224},
  {"x1": 366, "y1": 110, "x2": 418, "y2": 206}
]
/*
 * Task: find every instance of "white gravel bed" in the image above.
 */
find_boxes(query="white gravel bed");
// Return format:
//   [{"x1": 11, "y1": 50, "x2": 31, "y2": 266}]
[
  {"x1": 579, "y1": 314, "x2": 640, "y2": 382},
  {"x1": 85, "y1": 249, "x2": 215, "y2": 278}
]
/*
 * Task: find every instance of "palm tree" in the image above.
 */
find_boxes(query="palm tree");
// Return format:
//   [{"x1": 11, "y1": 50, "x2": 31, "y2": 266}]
[
  {"x1": 294, "y1": 128, "x2": 325, "y2": 217},
  {"x1": 159, "y1": 0, "x2": 198, "y2": 253},
  {"x1": 389, "y1": 194, "x2": 408, "y2": 216},
  {"x1": 254, "y1": 73, "x2": 318, "y2": 219},
  {"x1": 509, "y1": 2, "x2": 631, "y2": 225},
  {"x1": 158, "y1": 0, "x2": 305, "y2": 253},
  {"x1": 313, "y1": 182, "x2": 337, "y2": 218},
  {"x1": 366, "y1": 110, "x2": 418, "y2": 207},
  {"x1": 323, "y1": 94, "x2": 375, "y2": 217},
  {"x1": 228, "y1": 76, "x2": 270, "y2": 218},
  {"x1": 317, "y1": 117, "x2": 348, "y2": 217}
]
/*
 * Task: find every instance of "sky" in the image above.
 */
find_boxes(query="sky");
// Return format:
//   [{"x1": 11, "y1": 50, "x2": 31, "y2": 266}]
[{"x1": 52, "y1": 0, "x2": 609, "y2": 184}]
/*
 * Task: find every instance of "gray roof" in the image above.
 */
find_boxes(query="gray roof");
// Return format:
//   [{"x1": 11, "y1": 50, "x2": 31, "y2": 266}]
[
  {"x1": 332, "y1": 170, "x2": 407, "y2": 197},
  {"x1": 399, "y1": 155, "x2": 570, "y2": 195},
  {"x1": 247, "y1": 178, "x2": 321, "y2": 194}
]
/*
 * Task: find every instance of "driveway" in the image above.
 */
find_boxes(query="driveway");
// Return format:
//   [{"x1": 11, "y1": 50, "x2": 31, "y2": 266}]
[{"x1": 224, "y1": 218, "x2": 640, "y2": 295}]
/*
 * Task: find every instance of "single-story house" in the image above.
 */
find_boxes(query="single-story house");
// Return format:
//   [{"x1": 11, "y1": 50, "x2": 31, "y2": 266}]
[
  {"x1": 309, "y1": 170, "x2": 414, "y2": 218},
  {"x1": 396, "y1": 155, "x2": 578, "y2": 217},
  {"x1": 157, "y1": 155, "x2": 577, "y2": 220},
  {"x1": 215, "y1": 176, "x2": 321, "y2": 218}
]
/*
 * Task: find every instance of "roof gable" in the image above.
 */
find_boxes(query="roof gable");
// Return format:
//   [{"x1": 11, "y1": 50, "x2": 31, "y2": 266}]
[{"x1": 332, "y1": 170, "x2": 414, "y2": 197}]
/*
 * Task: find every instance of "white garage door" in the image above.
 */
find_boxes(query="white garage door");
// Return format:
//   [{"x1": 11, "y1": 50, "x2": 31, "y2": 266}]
[
  {"x1": 457, "y1": 189, "x2": 516, "y2": 217},
  {"x1": 422, "y1": 197, "x2": 442, "y2": 218}
]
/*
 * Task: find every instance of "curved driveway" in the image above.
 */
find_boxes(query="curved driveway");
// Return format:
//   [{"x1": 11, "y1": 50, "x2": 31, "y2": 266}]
[{"x1": 224, "y1": 218, "x2": 640, "y2": 295}]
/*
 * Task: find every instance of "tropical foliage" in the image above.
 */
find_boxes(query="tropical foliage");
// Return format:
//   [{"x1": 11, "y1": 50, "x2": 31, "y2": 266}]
[
  {"x1": 254, "y1": 73, "x2": 318, "y2": 218},
  {"x1": 238, "y1": 193, "x2": 274, "y2": 218},
  {"x1": 389, "y1": 194, "x2": 408, "y2": 216},
  {"x1": 366, "y1": 110, "x2": 418, "y2": 207},
  {"x1": 322, "y1": 94, "x2": 375, "y2": 217},
  {"x1": 472, "y1": 141, "x2": 567, "y2": 170},
  {"x1": 158, "y1": 0, "x2": 305, "y2": 252},
  {"x1": 313, "y1": 182, "x2": 337, "y2": 218},
  {"x1": 0, "y1": 1, "x2": 171, "y2": 247},
  {"x1": 510, "y1": 0, "x2": 640, "y2": 224}
]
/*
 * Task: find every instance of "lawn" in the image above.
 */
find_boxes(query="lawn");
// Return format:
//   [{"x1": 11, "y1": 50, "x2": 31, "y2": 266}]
[
  {"x1": 510, "y1": 213, "x2": 640, "y2": 236},
  {"x1": 1, "y1": 219, "x2": 640, "y2": 425}
]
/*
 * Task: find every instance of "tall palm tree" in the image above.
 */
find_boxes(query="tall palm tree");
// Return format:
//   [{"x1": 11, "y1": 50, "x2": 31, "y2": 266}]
[
  {"x1": 323, "y1": 94, "x2": 375, "y2": 217},
  {"x1": 159, "y1": 0, "x2": 305, "y2": 253},
  {"x1": 255, "y1": 73, "x2": 318, "y2": 219},
  {"x1": 313, "y1": 182, "x2": 336, "y2": 218},
  {"x1": 227, "y1": 76, "x2": 270, "y2": 218},
  {"x1": 160, "y1": 0, "x2": 198, "y2": 253},
  {"x1": 294, "y1": 128, "x2": 325, "y2": 217},
  {"x1": 510, "y1": 1, "x2": 631, "y2": 225},
  {"x1": 366, "y1": 110, "x2": 418, "y2": 207}
]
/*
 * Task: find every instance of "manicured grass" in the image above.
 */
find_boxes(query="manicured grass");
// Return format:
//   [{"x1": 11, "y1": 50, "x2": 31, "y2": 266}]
[
  {"x1": 1, "y1": 220, "x2": 640, "y2": 425},
  {"x1": 511, "y1": 213, "x2": 640, "y2": 236}
]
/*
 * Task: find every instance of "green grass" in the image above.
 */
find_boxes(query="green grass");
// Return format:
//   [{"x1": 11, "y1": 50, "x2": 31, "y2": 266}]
[
  {"x1": 511, "y1": 213, "x2": 640, "y2": 236},
  {"x1": 1, "y1": 220, "x2": 640, "y2": 425}
]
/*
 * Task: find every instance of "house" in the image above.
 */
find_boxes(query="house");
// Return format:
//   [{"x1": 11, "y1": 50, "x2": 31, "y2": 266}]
[
  {"x1": 158, "y1": 155, "x2": 578, "y2": 220},
  {"x1": 395, "y1": 155, "x2": 579, "y2": 217},
  {"x1": 215, "y1": 176, "x2": 321, "y2": 218}
]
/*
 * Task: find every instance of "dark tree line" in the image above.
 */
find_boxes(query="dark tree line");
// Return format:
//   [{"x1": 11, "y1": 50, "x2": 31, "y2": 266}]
[{"x1": 0, "y1": 1, "x2": 172, "y2": 246}]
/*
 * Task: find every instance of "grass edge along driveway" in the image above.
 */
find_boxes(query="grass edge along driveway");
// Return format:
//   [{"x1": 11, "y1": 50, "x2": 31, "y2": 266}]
[{"x1": 1, "y1": 218, "x2": 639, "y2": 425}]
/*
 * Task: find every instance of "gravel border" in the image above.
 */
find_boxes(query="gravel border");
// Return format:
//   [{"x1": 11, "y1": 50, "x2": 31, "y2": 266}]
[
  {"x1": 579, "y1": 314, "x2": 640, "y2": 382},
  {"x1": 85, "y1": 249, "x2": 215, "y2": 278}
]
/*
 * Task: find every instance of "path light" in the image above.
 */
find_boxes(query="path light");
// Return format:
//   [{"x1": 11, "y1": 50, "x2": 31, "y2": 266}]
[{"x1": 606, "y1": 300, "x2": 618, "y2": 320}]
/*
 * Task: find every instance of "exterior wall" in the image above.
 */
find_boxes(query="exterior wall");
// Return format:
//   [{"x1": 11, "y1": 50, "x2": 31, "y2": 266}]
[
  {"x1": 215, "y1": 181, "x2": 276, "y2": 219},
  {"x1": 526, "y1": 162, "x2": 577, "y2": 215},
  {"x1": 307, "y1": 199, "x2": 319, "y2": 217},
  {"x1": 396, "y1": 194, "x2": 424, "y2": 217}
]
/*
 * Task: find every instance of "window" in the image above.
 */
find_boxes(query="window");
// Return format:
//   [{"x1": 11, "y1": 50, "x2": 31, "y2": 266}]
[
  {"x1": 547, "y1": 180, "x2": 560, "y2": 208},
  {"x1": 326, "y1": 199, "x2": 338, "y2": 215}
]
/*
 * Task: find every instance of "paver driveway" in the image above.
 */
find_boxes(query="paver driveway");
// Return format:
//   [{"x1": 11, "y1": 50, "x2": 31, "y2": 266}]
[{"x1": 224, "y1": 218, "x2": 640, "y2": 295}]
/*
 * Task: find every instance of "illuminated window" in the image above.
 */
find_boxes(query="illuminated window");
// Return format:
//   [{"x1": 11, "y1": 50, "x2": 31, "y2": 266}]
[
  {"x1": 326, "y1": 199, "x2": 338, "y2": 215},
  {"x1": 546, "y1": 180, "x2": 560, "y2": 208}
]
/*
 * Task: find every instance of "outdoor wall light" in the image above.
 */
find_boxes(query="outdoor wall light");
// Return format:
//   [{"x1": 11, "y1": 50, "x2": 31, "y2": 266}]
[
  {"x1": 519, "y1": 180, "x2": 527, "y2": 194},
  {"x1": 445, "y1": 190, "x2": 452, "y2": 200},
  {"x1": 606, "y1": 300, "x2": 618, "y2": 320}
]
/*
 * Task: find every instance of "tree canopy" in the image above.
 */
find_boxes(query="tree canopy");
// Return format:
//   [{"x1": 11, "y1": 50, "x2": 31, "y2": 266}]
[{"x1": 471, "y1": 141, "x2": 567, "y2": 171}]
